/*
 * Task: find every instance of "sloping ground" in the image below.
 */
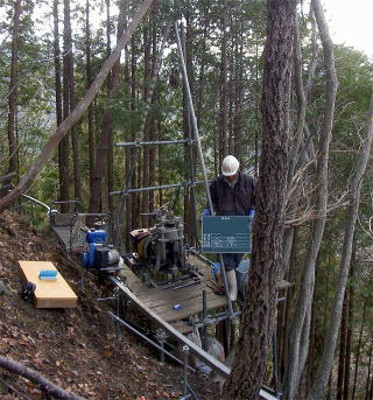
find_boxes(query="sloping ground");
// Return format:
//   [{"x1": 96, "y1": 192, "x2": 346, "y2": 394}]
[{"x1": 0, "y1": 210, "x2": 217, "y2": 400}]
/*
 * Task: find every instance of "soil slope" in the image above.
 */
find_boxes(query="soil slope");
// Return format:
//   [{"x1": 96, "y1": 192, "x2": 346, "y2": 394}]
[{"x1": 0, "y1": 211, "x2": 217, "y2": 400}]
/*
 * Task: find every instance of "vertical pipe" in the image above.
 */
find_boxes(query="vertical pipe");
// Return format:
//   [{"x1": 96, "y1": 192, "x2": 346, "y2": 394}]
[
  {"x1": 202, "y1": 290, "x2": 208, "y2": 350},
  {"x1": 182, "y1": 345, "x2": 190, "y2": 396},
  {"x1": 174, "y1": 22, "x2": 234, "y2": 319},
  {"x1": 272, "y1": 329, "x2": 280, "y2": 396},
  {"x1": 174, "y1": 23, "x2": 212, "y2": 212}
]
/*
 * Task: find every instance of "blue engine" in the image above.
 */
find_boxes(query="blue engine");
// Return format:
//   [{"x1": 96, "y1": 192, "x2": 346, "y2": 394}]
[{"x1": 82, "y1": 229, "x2": 121, "y2": 271}]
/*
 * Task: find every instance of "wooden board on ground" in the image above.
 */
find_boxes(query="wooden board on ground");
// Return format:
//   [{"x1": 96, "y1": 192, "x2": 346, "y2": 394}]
[
  {"x1": 124, "y1": 256, "x2": 228, "y2": 323},
  {"x1": 18, "y1": 261, "x2": 78, "y2": 308}
]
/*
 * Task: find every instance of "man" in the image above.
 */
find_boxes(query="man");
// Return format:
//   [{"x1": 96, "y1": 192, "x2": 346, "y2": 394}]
[{"x1": 202, "y1": 155, "x2": 256, "y2": 301}]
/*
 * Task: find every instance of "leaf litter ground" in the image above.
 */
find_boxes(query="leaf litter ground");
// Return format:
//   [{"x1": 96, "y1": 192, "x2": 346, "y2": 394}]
[{"x1": 0, "y1": 210, "x2": 219, "y2": 400}]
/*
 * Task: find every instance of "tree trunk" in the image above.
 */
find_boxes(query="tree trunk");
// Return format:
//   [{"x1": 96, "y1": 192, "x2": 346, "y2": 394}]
[
  {"x1": 366, "y1": 343, "x2": 373, "y2": 400},
  {"x1": 307, "y1": 95, "x2": 373, "y2": 399},
  {"x1": 344, "y1": 255, "x2": 354, "y2": 399},
  {"x1": 195, "y1": 4, "x2": 209, "y2": 126},
  {"x1": 6, "y1": 0, "x2": 22, "y2": 186},
  {"x1": 284, "y1": 1, "x2": 338, "y2": 397},
  {"x1": 337, "y1": 292, "x2": 348, "y2": 400},
  {"x1": 218, "y1": 0, "x2": 228, "y2": 164},
  {"x1": 85, "y1": 0, "x2": 95, "y2": 200},
  {"x1": 53, "y1": 0, "x2": 64, "y2": 206},
  {"x1": 105, "y1": 0, "x2": 114, "y2": 215},
  {"x1": 233, "y1": 26, "x2": 244, "y2": 160},
  {"x1": 140, "y1": 17, "x2": 151, "y2": 225},
  {"x1": 60, "y1": 0, "x2": 73, "y2": 211},
  {"x1": 182, "y1": 14, "x2": 197, "y2": 246},
  {"x1": 223, "y1": 1, "x2": 296, "y2": 398},
  {"x1": 336, "y1": 295, "x2": 348, "y2": 400},
  {"x1": 0, "y1": 0, "x2": 155, "y2": 212},
  {"x1": 352, "y1": 300, "x2": 367, "y2": 400},
  {"x1": 65, "y1": 0, "x2": 82, "y2": 204}
]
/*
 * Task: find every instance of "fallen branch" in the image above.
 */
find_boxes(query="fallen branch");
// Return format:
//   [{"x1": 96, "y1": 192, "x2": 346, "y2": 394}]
[{"x1": 0, "y1": 356, "x2": 86, "y2": 400}]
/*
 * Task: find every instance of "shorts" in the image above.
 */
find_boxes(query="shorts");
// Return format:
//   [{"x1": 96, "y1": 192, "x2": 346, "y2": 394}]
[{"x1": 222, "y1": 253, "x2": 243, "y2": 271}]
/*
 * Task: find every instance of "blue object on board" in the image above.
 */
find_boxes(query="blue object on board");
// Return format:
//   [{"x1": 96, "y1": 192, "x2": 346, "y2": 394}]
[
  {"x1": 39, "y1": 270, "x2": 57, "y2": 280},
  {"x1": 201, "y1": 208, "x2": 212, "y2": 216}
]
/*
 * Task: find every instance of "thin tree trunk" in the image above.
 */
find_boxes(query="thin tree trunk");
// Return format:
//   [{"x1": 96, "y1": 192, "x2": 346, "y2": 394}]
[
  {"x1": 307, "y1": 95, "x2": 373, "y2": 399},
  {"x1": 0, "y1": 0, "x2": 154, "y2": 212},
  {"x1": 281, "y1": 10, "x2": 317, "y2": 281},
  {"x1": 284, "y1": 1, "x2": 338, "y2": 397},
  {"x1": 281, "y1": 12, "x2": 309, "y2": 283},
  {"x1": 6, "y1": 0, "x2": 22, "y2": 186},
  {"x1": 223, "y1": 1, "x2": 296, "y2": 398},
  {"x1": 107, "y1": 0, "x2": 114, "y2": 214},
  {"x1": 352, "y1": 300, "x2": 367, "y2": 400},
  {"x1": 64, "y1": 0, "x2": 81, "y2": 204},
  {"x1": 182, "y1": 13, "x2": 195, "y2": 246},
  {"x1": 130, "y1": 35, "x2": 139, "y2": 233},
  {"x1": 366, "y1": 343, "x2": 373, "y2": 400},
  {"x1": 54, "y1": 0, "x2": 64, "y2": 204},
  {"x1": 85, "y1": 0, "x2": 95, "y2": 199},
  {"x1": 140, "y1": 17, "x2": 151, "y2": 225},
  {"x1": 218, "y1": 0, "x2": 228, "y2": 164},
  {"x1": 344, "y1": 254, "x2": 355, "y2": 400},
  {"x1": 195, "y1": 4, "x2": 209, "y2": 126},
  {"x1": 337, "y1": 292, "x2": 348, "y2": 400},
  {"x1": 61, "y1": 0, "x2": 73, "y2": 210}
]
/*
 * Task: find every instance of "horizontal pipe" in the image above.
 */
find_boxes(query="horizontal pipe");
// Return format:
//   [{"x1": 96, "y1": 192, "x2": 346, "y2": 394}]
[
  {"x1": 116, "y1": 139, "x2": 195, "y2": 147},
  {"x1": 21, "y1": 194, "x2": 50, "y2": 212},
  {"x1": 109, "y1": 181, "x2": 204, "y2": 196},
  {"x1": 108, "y1": 311, "x2": 195, "y2": 372},
  {"x1": 194, "y1": 311, "x2": 242, "y2": 330}
]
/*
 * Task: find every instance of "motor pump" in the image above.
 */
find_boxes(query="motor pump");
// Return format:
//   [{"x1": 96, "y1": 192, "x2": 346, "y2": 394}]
[{"x1": 82, "y1": 229, "x2": 121, "y2": 271}]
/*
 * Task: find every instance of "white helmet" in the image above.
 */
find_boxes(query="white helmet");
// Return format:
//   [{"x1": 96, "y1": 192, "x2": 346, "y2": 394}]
[{"x1": 222, "y1": 155, "x2": 240, "y2": 176}]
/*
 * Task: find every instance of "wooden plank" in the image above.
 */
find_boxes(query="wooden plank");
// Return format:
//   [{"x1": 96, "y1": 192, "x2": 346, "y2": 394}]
[
  {"x1": 123, "y1": 260, "x2": 227, "y2": 323},
  {"x1": 18, "y1": 261, "x2": 77, "y2": 308},
  {"x1": 110, "y1": 277, "x2": 231, "y2": 378}
]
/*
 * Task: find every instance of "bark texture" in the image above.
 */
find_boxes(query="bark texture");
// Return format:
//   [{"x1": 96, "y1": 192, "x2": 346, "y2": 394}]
[
  {"x1": 223, "y1": 0, "x2": 296, "y2": 398},
  {"x1": 283, "y1": 0, "x2": 338, "y2": 396}
]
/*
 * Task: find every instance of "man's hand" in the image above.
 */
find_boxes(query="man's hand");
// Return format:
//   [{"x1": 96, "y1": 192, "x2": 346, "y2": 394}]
[{"x1": 201, "y1": 208, "x2": 212, "y2": 216}]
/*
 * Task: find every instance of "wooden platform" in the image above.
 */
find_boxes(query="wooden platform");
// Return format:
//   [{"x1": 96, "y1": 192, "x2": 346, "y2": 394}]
[
  {"x1": 124, "y1": 257, "x2": 228, "y2": 324},
  {"x1": 18, "y1": 261, "x2": 78, "y2": 308}
]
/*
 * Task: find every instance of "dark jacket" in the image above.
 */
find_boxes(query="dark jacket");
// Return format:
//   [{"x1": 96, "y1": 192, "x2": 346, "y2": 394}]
[{"x1": 209, "y1": 172, "x2": 256, "y2": 216}]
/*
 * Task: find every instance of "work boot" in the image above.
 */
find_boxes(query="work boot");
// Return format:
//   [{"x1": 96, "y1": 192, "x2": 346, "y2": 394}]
[{"x1": 226, "y1": 269, "x2": 238, "y2": 302}]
